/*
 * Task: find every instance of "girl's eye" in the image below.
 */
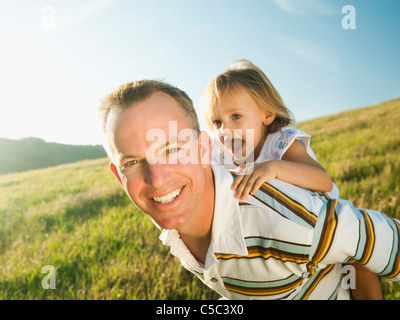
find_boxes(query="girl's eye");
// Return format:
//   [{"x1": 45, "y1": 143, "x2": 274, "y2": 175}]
[
  {"x1": 232, "y1": 114, "x2": 242, "y2": 120},
  {"x1": 212, "y1": 120, "x2": 222, "y2": 127}
]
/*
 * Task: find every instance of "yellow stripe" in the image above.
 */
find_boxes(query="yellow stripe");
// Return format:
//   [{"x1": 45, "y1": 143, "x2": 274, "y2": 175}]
[
  {"x1": 307, "y1": 200, "x2": 338, "y2": 275},
  {"x1": 224, "y1": 277, "x2": 304, "y2": 296},
  {"x1": 215, "y1": 247, "x2": 309, "y2": 264},
  {"x1": 317, "y1": 192, "x2": 330, "y2": 201},
  {"x1": 260, "y1": 183, "x2": 317, "y2": 227},
  {"x1": 359, "y1": 209, "x2": 375, "y2": 265},
  {"x1": 301, "y1": 264, "x2": 334, "y2": 300}
]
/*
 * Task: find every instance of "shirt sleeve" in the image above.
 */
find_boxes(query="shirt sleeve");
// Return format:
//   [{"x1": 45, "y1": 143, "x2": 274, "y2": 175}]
[
  {"x1": 259, "y1": 127, "x2": 341, "y2": 199},
  {"x1": 308, "y1": 199, "x2": 400, "y2": 281},
  {"x1": 259, "y1": 127, "x2": 316, "y2": 161}
]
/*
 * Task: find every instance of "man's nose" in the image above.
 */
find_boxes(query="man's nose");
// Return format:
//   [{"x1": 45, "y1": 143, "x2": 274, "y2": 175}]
[{"x1": 144, "y1": 163, "x2": 171, "y2": 188}]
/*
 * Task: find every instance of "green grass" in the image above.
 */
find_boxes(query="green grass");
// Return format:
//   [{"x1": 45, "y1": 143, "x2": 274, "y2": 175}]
[
  {"x1": 0, "y1": 159, "x2": 218, "y2": 299},
  {"x1": 0, "y1": 97, "x2": 399, "y2": 299}
]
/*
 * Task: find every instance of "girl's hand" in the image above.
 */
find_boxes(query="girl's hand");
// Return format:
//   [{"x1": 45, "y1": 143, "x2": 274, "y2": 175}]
[{"x1": 231, "y1": 160, "x2": 278, "y2": 200}]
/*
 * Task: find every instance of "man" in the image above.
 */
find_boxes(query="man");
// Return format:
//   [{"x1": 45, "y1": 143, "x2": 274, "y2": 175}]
[{"x1": 100, "y1": 79, "x2": 400, "y2": 300}]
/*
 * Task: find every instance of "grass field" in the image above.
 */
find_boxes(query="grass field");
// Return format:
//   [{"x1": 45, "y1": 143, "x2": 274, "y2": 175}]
[
  {"x1": 0, "y1": 97, "x2": 399, "y2": 299},
  {"x1": 0, "y1": 158, "x2": 217, "y2": 299}
]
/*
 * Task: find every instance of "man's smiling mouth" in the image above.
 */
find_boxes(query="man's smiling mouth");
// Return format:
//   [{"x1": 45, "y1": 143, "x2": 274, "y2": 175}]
[{"x1": 152, "y1": 187, "x2": 182, "y2": 204}]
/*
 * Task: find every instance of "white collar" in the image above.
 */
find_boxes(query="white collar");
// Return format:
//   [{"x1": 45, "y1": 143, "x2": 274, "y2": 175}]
[{"x1": 159, "y1": 164, "x2": 248, "y2": 270}]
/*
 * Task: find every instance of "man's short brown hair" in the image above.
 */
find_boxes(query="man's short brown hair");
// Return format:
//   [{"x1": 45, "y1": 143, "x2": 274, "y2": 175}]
[{"x1": 100, "y1": 79, "x2": 200, "y2": 136}]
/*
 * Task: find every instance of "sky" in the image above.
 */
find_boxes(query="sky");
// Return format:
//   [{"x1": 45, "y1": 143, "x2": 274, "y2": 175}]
[{"x1": 0, "y1": 0, "x2": 399, "y2": 146}]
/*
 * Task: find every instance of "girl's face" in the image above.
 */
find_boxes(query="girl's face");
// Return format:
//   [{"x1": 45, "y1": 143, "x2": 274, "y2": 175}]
[{"x1": 210, "y1": 85, "x2": 275, "y2": 162}]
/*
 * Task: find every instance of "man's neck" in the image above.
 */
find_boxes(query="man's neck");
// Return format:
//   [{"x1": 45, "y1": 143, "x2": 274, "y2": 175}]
[
  {"x1": 178, "y1": 167, "x2": 215, "y2": 265},
  {"x1": 179, "y1": 232, "x2": 211, "y2": 265}
]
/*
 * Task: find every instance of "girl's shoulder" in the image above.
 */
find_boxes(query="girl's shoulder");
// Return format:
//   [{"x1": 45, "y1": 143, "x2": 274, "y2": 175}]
[
  {"x1": 258, "y1": 127, "x2": 314, "y2": 161},
  {"x1": 274, "y1": 127, "x2": 311, "y2": 149}
]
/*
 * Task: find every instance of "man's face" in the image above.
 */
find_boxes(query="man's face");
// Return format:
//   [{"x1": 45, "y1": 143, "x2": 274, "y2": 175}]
[{"x1": 107, "y1": 92, "x2": 209, "y2": 232}]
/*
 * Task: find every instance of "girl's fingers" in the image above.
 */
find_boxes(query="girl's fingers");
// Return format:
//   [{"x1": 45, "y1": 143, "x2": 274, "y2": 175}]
[
  {"x1": 234, "y1": 174, "x2": 251, "y2": 199},
  {"x1": 240, "y1": 174, "x2": 262, "y2": 200},
  {"x1": 231, "y1": 174, "x2": 244, "y2": 190},
  {"x1": 236, "y1": 174, "x2": 259, "y2": 200},
  {"x1": 240, "y1": 182, "x2": 254, "y2": 200},
  {"x1": 250, "y1": 176, "x2": 265, "y2": 195}
]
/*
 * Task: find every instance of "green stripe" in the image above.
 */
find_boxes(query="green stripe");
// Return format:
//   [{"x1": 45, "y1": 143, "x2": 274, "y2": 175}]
[
  {"x1": 222, "y1": 274, "x2": 302, "y2": 289},
  {"x1": 221, "y1": 274, "x2": 303, "y2": 296},
  {"x1": 351, "y1": 207, "x2": 368, "y2": 262},
  {"x1": 244, "y1": 236, "x2": 311, "y2": 256}
]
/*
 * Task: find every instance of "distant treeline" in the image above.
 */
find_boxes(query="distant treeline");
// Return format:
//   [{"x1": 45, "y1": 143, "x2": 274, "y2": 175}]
[{"x1": 0, "y1": 137, "x2": 107, "y2": 175}]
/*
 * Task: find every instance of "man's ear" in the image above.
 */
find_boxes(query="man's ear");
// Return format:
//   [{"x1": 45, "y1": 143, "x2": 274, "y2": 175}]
[
  {"x1": 109, "y1": 162, "x2": 123, "y2": 185},
  {"x1": 199, "y1": 131, "x2": 211, "y2": 167},
  {"x1": 263, "y1": 112, "x2": 276, "y2": 126}
]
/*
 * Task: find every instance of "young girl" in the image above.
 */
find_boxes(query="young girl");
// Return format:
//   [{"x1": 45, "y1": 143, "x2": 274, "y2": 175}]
[{"x1": 202, "y1": 59, "x2": 382, "y2": 300}]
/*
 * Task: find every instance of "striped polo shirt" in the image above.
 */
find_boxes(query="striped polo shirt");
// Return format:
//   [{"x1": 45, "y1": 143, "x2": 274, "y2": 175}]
[{"x1": 159, "y1": 164, "x2": 400, "y2": 300}]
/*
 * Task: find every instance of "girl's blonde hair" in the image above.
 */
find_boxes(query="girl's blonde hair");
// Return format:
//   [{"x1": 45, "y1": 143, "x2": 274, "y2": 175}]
[{"x1": 202, "y1": 59, "x2": 294, "y2": 133}]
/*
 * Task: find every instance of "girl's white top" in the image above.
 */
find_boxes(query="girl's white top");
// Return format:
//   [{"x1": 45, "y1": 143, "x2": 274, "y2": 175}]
[{"x1": 211, "y1": 126, "x2": 340, "y2": 199}]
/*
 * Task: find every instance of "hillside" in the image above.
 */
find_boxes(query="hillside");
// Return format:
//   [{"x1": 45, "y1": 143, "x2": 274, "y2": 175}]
[
  {"x1": 0, "y1": 97, "x2": 399, "y2": 300},
  {"x1": 297, "y1": 97, "x2": 400, "y2": 220},
  {"x1": 0, "y1": 137, "x2": 107, "y2": 175}
]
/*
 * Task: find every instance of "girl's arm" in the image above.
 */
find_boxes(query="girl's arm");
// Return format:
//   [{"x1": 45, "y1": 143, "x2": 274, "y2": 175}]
[
  {"x1": 232, "y1": 140, "x2": 333, "y2": 200},
  {"x1": 276, "y1": 139, "x2": 333, "y2": 192}
]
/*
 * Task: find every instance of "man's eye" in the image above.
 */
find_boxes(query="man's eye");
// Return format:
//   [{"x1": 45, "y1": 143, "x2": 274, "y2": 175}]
[
  {"x1": 124, "y1": 160, "x2": 138, "y2": 167},
  {"x1": 232, "y1": 114, "x2": 242, "y2": 120},
  {"x1": 167, "y1": 147, "x2": 178, "y2": 154}
]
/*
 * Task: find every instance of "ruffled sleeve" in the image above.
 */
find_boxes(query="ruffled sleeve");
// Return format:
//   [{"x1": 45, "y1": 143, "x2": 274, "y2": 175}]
[
  {"x1": 258, "y1": 127, "x2": 340, "y2": 199},
  {"x1": 257, "y1": 127, "x2": 316, "y2": 162}
]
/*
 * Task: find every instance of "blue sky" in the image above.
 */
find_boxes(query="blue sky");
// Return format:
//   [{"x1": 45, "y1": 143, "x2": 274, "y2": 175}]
[{"x1": 0, "y1": 0, "x2": 399, "y2": 145}]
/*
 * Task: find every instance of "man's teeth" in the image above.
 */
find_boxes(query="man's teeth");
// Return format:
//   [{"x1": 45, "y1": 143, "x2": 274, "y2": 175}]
[{"x1": 153, "y1": 188, "x2": 182, "y2": 204}]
